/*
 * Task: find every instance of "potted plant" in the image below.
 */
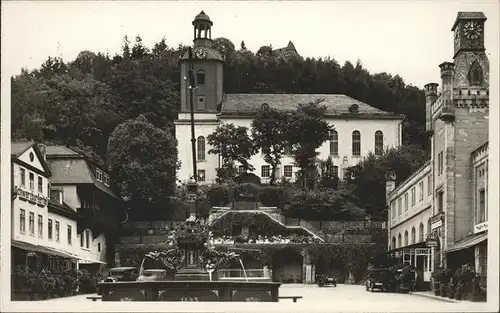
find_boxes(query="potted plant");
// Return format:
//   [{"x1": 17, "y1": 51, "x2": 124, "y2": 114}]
[
  {"x1": 471, "y1": 273, "x2": 487, "y2": 302},
  {"x1": 432, "y1": 267, "x2": 451, "y2": 297},
  {"x1": 453, "y1": 264, "x2": 475, "y2": 300}
]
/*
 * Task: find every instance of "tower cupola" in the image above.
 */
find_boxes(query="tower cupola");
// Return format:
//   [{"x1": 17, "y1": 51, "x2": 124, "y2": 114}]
[{"x1": 193, "y1": 10, "x2": 213, "y2": 48}]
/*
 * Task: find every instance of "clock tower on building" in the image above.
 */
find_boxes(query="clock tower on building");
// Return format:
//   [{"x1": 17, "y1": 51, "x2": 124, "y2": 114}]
[
  {"x1": 180, "y1": 11, "x2": 224, "y2": 114},
  {"x1": 451, "y1": 12, "x2": 489, "y2": 89}
]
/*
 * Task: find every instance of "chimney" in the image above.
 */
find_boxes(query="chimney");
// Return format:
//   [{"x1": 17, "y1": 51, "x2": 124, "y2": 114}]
[
  {"x1": 439, "y1": 62, "x2": 456, "y2": 123},
  {"x1": 424, "y1": 83, "x2": 439, "y2": 136},
  {"x1": 385, "y1": 172, "x2": 396, "y2": 196},
  {"x1": 38, "y1": 143, "x2": 47, "y2": 161}
]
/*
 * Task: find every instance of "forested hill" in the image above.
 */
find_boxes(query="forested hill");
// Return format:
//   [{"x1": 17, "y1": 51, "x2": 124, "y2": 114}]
[{"x1": 11, "y1": 35, "x2": 428, "y2": 166}]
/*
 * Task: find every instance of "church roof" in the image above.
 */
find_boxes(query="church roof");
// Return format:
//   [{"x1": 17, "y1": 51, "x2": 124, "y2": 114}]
[
  {"x1": 181, "y1": 46, "x2": 223, "y2": 62},
  {"x1": 219, "y1": 94, "x2": 404, "y2": 119}
]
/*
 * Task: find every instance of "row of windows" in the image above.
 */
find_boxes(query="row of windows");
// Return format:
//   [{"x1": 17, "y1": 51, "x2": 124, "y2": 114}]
[
  {"x1": 19, "y1": 209, "x2": 99, "y2": 251},
  {"x1": 391, "y1": 175, "x2": 432, "y2": 219},
  {"x1": 19, "y1": 168, "x2": 44, "y2": 193},
  {"x1": 391, "y1": 220, "x2": 431, "y2": 249},
  {"x1": 329, "y1": 130, "x2": 384, "y2": 156},
  {"x1": 195, "y1": 130, "x2": 385, "y2": 161},
  {"x1": 195, "y1": 164, "x2": 341, "y2": 182},
  {"x1": 95, "y1": 168, "x2": 110, "y2": 187}
]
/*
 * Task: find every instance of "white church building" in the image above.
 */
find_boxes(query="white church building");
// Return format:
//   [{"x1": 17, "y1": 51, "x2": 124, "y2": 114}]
[{"x1": 175, "y1": 11, "x2": 405, "y2": 185}]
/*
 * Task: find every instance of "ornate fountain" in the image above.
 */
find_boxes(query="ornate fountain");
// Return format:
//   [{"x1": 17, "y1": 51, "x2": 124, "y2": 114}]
[{"x1": 98, "y1": 215, "x2": 281, "y2": 302}]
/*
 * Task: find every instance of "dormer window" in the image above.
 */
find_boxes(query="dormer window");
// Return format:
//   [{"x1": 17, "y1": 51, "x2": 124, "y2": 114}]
[
  {"x1": 348, "y1": 104, "x2": 359, "y2": 114},
  {"x1": 468, "y1": 60, "x2": 483, "y2": 86},
  {"x1": 50, "y1": 188, "x2": 63, "y2": 204},
  {"x1": 103, "y1": 173, "x2": 110, "y2": 186},
  {"x1": 96, "y1": 168, "x2": 103, "y2": 182}
]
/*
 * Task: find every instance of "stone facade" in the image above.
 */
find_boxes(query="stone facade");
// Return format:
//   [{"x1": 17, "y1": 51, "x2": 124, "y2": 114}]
[{"x1": 385, "y1": 11, "x2": 490, "y2": 286}]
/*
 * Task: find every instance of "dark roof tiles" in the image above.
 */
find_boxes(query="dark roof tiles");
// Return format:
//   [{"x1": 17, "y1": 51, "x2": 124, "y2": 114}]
[{"x1": 219, "y1": 93, "x2": 403, "y2": 118}]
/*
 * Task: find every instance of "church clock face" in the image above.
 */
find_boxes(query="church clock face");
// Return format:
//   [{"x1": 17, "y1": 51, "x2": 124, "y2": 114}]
[
  {"x1": 463, "y1": 21, "x2": 482, "y2": 41},
  {"x1": 195, "y1": 48, "x2": 208, "y2": 59}
]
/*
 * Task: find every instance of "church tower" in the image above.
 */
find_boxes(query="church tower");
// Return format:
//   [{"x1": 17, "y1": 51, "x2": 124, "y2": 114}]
[
  {"x1": 179, "y1": 11, "x2": 224, "y2": 113},
  {"x1": 176, "y1": 11, "x2": 224, "y2": 184}
]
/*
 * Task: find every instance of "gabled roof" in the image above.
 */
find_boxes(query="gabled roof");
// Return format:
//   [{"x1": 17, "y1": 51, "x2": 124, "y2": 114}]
[
  {"x1": 219, "y1": 94, "x2": 404, "y2": 119},
  {"x1": 11, "y1": 142, "x2": 35, "y2": 157},
  {"x1": 11, "y1": 141, "x2": 52, "y2": 176},
  {"x1": 45, "y1": 145, "x2": 81, "y2": 157},
  {"x1": 45, "y1": 145, "x2": 121, "y2": 200}
]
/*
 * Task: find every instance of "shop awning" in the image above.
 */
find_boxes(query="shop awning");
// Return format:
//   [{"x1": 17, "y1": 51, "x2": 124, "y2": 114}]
[
  {"x1": 444, "y1": 232, "x2": 487, "y2": 253},
  {"x1": 12, "y1": 240, "x2": 78, "y2": 259},
  {"x1": 386, "y1": 241, "x2": 427, "y2": 255},
  {"x1": 78, "y1": 257, "x2": 107, "y2": 264}
]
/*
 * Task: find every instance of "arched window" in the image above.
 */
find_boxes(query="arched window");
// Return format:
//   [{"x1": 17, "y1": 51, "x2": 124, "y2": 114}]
[
  {"x1": 397, "y1": 233, "x2": 402, "y2": 248},
  {"x1": 419, "y1": 223, "x2": 424, "y2": 242},
  {"x1": 352, "y1": 130, "x2": 361, "y2": 156},
  {"x1": 404, "y1": 231, "x2": 409, "y2": 246},
  {"x1": 411, "y1": 227, "x2": 416, "y2": 244},
  {"x1": 197, "y1": 70, "x2": 206, "y2": 85},
  {"x1": 468, "y1": 60, "x2": 483, "y2": 86},
  {"x1": 197, "y1": 136, "x2": 206, "y2": 161},
  {"x1": 329, "y1": 130, "x2": 338, "y2": 156},
  {"x1": 427, "y1": 218, "x2": 431, "y2": 238},
  {"x1": 392, "y1": 237, "x2": 396, "y2": 250},
  {"x1": 374, "y1": 131, "x2": 384, "y2": 155}
]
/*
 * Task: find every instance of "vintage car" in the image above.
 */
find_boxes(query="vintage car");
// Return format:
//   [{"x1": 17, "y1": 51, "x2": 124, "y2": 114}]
[
  {"x1": 136, "y1": 269, "x2": 170, "y2": 282},
  {"x1": 316, "y1": 273, "x2": 337, "y2": 287},
  {"x1": 365, "y1": 268, "x2": 394, "y2": 292},
  {"x1": 97, "y1": 267, "x2": 139, "y2": 295}
]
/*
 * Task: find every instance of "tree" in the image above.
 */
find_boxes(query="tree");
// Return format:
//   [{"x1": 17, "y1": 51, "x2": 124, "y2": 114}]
[
  {"x1": 212, "y1": 37, "x2": 236, "y2": 64},
  {"x1": 343, "y1": 144, "x2": 428, "y2": 218},
  {"x1": 251, "y1": 105, "x2": 289, "y2": 185},
  {"x1": 107, "y1": 115, "x2": 178, "y2": 212},
  {"x1": 207, "y1": 123, "x2": 258, "y2": 182},
  {"x1": 286, "y1": 99, "x2": 334, "y2": 189}
]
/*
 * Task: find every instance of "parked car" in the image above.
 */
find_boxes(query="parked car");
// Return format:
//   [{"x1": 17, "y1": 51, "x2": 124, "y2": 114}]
[
  {"x1": 97, "y1": 267, "x2": 139, "y2": 295},
  {"x1": 316, "y1": 273, "x2": 337, "y2": 287},
  {"x1": 366, "y1": 268, "x2": 394, "y2": 292},
  {"x1": 137, "y1": 269, "x2": 170, "y2": 282}
]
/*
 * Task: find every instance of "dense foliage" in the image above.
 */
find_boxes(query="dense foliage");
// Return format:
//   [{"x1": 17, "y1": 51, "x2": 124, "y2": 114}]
[
  {"x1": 107, "y1": 114, "x2": 178, "y2": 210},
  {"x1": 11, "y1": 34, "x2": 429, "y2": 220}
]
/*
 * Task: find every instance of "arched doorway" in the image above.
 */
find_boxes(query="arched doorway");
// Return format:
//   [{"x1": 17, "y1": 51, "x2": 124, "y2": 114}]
[
  {"x1": 315, "y1": 254, "x2": 345, "y2": 283},
  {"x1": 272, "y1": 248, "x2": 303, "y2": 283}
]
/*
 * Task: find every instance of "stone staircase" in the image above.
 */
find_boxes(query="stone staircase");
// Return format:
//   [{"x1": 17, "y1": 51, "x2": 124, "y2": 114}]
[{"x1": 207, "y1": 206, "x2": 324, "y2": 242}]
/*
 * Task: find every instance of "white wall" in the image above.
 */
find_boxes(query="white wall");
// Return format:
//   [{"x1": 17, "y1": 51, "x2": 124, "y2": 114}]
[
  {"x1": 175, "y1": 115, "x2": 402, "y2": 184},
  {"x1": 60, "y1": 185, "x2": 80, "y2": 211},
  {"x1": 46, "y1": 212, "x2": 78, "y2": 256},
  {"x1": 77, "y1": 231, "x2": 107, "y2": 263},
  {"x1": 388, "y1": 164, "x2": 433, "y2": 249},
  {"x1": 11, "y1": 156, "x2": 50, "y2": 247}
]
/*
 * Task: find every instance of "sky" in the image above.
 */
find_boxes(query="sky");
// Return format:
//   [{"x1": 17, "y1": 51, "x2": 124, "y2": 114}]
[{"x1": 1, "y1": 0, "x2": 499, "y2": 89}]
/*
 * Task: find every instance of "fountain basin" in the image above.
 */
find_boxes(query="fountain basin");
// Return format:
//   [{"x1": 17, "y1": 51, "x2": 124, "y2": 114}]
[{"x1": 98, "y1": 280, "x2": 281, "y2": 302}]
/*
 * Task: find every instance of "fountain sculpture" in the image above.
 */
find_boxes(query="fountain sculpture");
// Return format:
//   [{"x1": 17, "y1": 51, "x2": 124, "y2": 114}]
[{"x1": 98, "y1": 215, "x2": 281, "y2": 302}]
